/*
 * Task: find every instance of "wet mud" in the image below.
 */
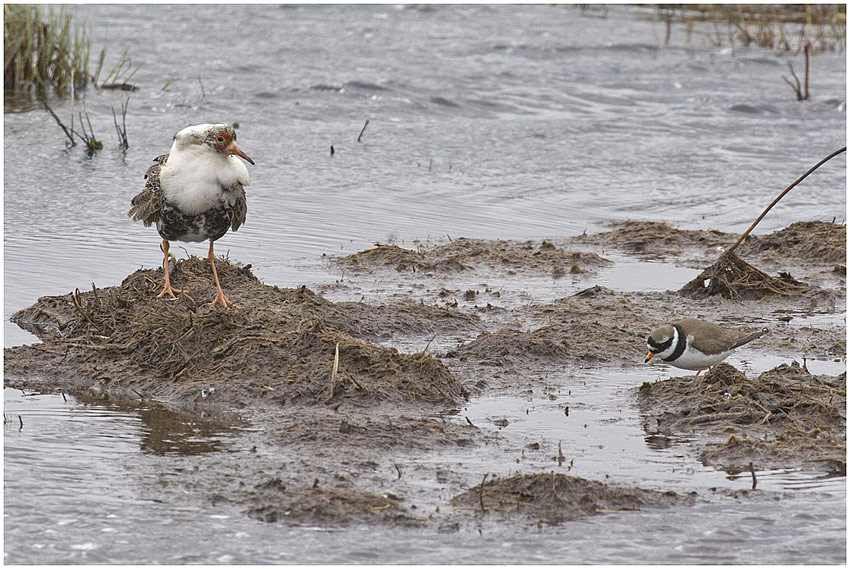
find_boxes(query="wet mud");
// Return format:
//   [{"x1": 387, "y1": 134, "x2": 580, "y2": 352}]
[
  {"x1": 639, "y1": 362, "x2": 846, "y2": 475},
  {"x1": 450, "y1": 472, "x2": 694, "y2": 524},
  {"x1": 5, "y1": 220, "x2": 845, "y2": 526},
  {"x1": 341, "y1": 238, "x2": 611, "y2": 278},
  {"x1": 6, "y1": 259, "x2": 474, "y2": 407}
]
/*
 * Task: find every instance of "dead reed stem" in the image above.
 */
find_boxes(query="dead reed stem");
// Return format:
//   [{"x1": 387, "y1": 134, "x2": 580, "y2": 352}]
[{"x1": 727, "y1": 147, "x2": 846, "y2": 255}]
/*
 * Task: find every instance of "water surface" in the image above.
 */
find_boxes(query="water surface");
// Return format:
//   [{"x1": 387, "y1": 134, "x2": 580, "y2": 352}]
[{"x1": 4, "y1": 4, "x2": 846, "y2": 564}]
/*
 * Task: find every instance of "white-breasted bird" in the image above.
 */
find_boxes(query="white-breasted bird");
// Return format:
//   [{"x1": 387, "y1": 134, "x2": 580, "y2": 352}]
[
  {"x1": 129, "y1": 124, "x2": 254, "y2": 308},
  {"x1": 645, "y1": 318, "x2": 767, "y2": 375}
]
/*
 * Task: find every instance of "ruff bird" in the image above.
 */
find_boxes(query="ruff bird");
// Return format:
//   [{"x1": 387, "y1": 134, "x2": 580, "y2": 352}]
[{"x1": 129, "y1": 123, "x2": 254, "y2": 308}]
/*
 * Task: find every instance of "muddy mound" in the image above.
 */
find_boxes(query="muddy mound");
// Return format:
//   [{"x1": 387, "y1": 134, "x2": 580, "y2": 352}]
[
  {"x1": 739, "y1": 221, "x2": 846, "y2": 265},
  {"x1": 575, "y1": 220, "x2": 846, "y2": 269},
  {"x1": 341, "y1": 238, "x2": 610, "y2": 276},
  {"x1": 679, "y1": 251, "x2": 807, "y2": 300},
  {"x1": 450, "y1": 472, "x2": 691, "y2": 524},
  {"x1": 334, "y1": 299, "x2": 482, "y2": 341},
  {"x1": 246, "y1": 480, "x2": 418, "y2": 526},
  {"x1": 4, "y1": 257, "x2": 467, "y2": 407},
  {"x1": 574, "y1": 221, "x2": 735, "y2": 258},
  {"x1": 638, "y1": 362, "x2": 846, "y2": 472},
  {"x1": 342, "y1": 244, "x2": 468, "y2": 273},
  {"x1": 446, "y1": 320, "x2": 642, "y2": 366}
]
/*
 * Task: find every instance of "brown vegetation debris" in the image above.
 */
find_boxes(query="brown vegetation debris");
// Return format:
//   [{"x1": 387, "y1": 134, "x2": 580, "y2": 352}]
[
  {"x1": 450, "y1": 472, "x2": 691, "y2": 523},
  {"x1": 576, "y1": 221, "x2": 734, "y2": 258},
  {"x1": 4, "y1": 257, "x2": 467, "y2": 407},
  {"x1": 638, "y1": 361, "x2": 846, "y2": 471},
  {"x1": 340, "y1": 238, "x2": 610, "y2": 276},
  {"x1": 446, "y1": 320, "x2": 642, "y2": 366},
  {"x1": 738, "y1": 221, "x2": 846, "y2": 265},
  {"x1": 679, "y1": 251, "x2": 807, "y2": 300},
  {"x1": 246, "y1": 483, "x2": 417, "y2": 526},
  {"x1": 342, "y1": 244, "x2": 468, "y2": 274}
]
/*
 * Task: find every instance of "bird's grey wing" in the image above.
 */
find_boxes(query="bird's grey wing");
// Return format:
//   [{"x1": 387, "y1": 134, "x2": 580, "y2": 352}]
[
  {"x1": 128, "y1": 154, "x2": 169, "y2": 226},
  {"x1": 689, "y1": 329, "x2": 742, "y2": 355},
  {"x1": 731, "y1": 329, "x2": 768, "y2": 350},
  {"x1": 229, "y1": 182, "x2": 247, "y2": 232}
]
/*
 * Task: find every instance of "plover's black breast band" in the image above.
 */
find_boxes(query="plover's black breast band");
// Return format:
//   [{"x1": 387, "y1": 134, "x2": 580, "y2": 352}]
[{"x1": 663, "y1": 324, "x2": 687, "y2": 362}]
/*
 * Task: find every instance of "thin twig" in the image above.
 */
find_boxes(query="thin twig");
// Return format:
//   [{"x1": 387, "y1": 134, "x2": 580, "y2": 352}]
[
  {"x1": 357, "y1": 119, "x2": 369, "y2": 142},
  {"x1": 332, "y1": 341, "x2": 340, "y2": 384},
  {"x1": 40, "y1": 98, "x2": 76, "y2": 146},
  {"x1": 112, "y1": 97, "x2": 130, "y2": 150},
  {"x1": 324, "y1": 342, "x2": 341, "y2": 403},
  {"x1": 803, "y1": 42, "x2": 810, "y2": 99},
  {"x1": 782, "y1": 62, "x2": 803, "y2": 100},
  {"x1": 479, "y1": 472, "x2": 488, "y2": 513},
  {"x1": 420, "y1": 334, "x2": 437, "y2": 356}
]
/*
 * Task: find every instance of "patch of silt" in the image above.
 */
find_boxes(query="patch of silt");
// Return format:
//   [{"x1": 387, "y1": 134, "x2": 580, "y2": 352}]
[
  {"x1": 572, "y1": 220, "x2": 735, "y2": 258},
  {"x1": 4, "y1": 257, "x2": 470, "y2": 407},
  {"x1": 445, "y1": 319, "x2": 643, "y2": 367},
  {"x1": 679, "y1": 251, "x2": 807, "y2": 300},
  {"x1": 341, "y1": 238, "x2": 610, "y2": 277},
  {"x1": 450, "y1": 472, "x2": 692, "y2": 524},
  {"x1": 737, "y1": 220, "x2": 846, "y2": 266},
  {"x1": 638, "y1": 362, "x2": 846, "y2": 473},
  {"x1": 245, "y1": 479, "x2": 420, "y2": 526},
  {"x1": 575, "y1": 220, "x2": 845, "y2": 270}
]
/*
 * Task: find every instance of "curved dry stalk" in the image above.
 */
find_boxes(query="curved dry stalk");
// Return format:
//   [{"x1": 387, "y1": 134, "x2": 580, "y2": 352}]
[{"x1": 727, "y1": 146, "x2": 846, "y2": 255}]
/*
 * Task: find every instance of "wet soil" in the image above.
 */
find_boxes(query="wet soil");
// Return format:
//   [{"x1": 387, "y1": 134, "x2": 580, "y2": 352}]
[
  {"x1": 341, "y1": 238, "x2": 611, "y2": 279},
  {"x1": 450, "y1": 472, "x2": 694, "y2": 524},
  {"x1": 638, "y1": 362, "x2": 846, "y2": 475},
  {"x1": 4, "y1": 220, "x2": 845, "y2": 526},
  {"x1": 5, "y1": 258, "x2": 475, "y2": 407}
]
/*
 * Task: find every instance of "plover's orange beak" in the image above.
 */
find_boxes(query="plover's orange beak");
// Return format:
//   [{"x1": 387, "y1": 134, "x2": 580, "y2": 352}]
[
  {"x1": 228, "y1": 143, "x2": 255, "y2": 165},
  {"x1": 645, "y1": 351, "x2": 654, "y2": 363}
]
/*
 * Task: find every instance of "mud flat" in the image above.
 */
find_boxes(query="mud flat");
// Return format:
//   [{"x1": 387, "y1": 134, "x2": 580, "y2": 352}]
[{"x1": 5, "y1": 220, "x2": 845, "y2": 526}]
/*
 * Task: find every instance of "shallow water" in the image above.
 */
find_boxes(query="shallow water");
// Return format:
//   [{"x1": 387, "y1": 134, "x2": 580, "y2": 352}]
[{"x1": 3, "y1": 4, "x2": 846, "y2": 564}]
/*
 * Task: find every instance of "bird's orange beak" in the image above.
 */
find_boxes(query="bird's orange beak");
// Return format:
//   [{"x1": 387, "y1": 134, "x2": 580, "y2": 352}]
[
  {"x1": 645, "y1": 351, "x2": 654, "y2": 363},
  {"x1": 228, "y1": 143, "x2": 255, "y2": 165}
]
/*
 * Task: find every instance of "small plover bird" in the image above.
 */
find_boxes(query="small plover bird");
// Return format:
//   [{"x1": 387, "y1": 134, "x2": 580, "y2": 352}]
[{"x1": 645, "y1": 318, "x2": 767, "y2": 375}]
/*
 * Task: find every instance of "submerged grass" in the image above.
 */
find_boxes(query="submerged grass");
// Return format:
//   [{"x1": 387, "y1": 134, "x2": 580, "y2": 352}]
[{"x1": 4, "y1": 5, "x2": 92, "y2": 93}]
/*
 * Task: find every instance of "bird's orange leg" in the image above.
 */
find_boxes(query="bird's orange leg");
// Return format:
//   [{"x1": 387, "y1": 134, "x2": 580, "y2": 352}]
[
  {"x1": 208, "y1": 240, "x2": 238, "y2": 308},
  {"x1": 157, "y1": 239, "x2": 183, "y2": 298}
]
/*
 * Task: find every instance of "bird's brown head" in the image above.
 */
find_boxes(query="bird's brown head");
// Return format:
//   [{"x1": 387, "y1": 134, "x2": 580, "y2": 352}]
[
  {"x1": 645, "y1": 324, "x2": 675, "y2": 363},
  {"x1": 207, "y1": 126, "x2": 255, "y2": 165}
]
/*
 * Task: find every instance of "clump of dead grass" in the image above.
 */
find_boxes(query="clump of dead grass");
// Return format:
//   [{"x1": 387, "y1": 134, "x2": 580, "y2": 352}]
[
  {"x1": 679, "y1": 250, "x2": 807, "y2": 300},
  {"x1": 341, "y1": 238, "x2": 610, "y2": 276},
  {"x1": 447, "y1": 319, "x2": 642, "y2": 366},
  {"x1": 450, "y1": 472, "x2": 690, "y2": 523},
  {"x1": 739, "y1": 220, "x2": 846, "y2": 265},
  {"x1": 638, "y1": 361, "x2": 846, "y2": 471}
]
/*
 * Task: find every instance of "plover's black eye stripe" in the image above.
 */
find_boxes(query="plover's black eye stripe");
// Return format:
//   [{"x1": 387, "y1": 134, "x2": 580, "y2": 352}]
[{"x1": 647, "y1": 337, "x2": 672, "y2": 352}]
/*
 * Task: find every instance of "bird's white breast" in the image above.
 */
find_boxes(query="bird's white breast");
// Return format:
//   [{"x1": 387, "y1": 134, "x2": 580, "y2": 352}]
[
  {"x1": 160, "y1": 141, "x2": 250, "y2": 216},
  {"x1": 670, "y1": 341, "x2": 733, "y2": 370}
]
